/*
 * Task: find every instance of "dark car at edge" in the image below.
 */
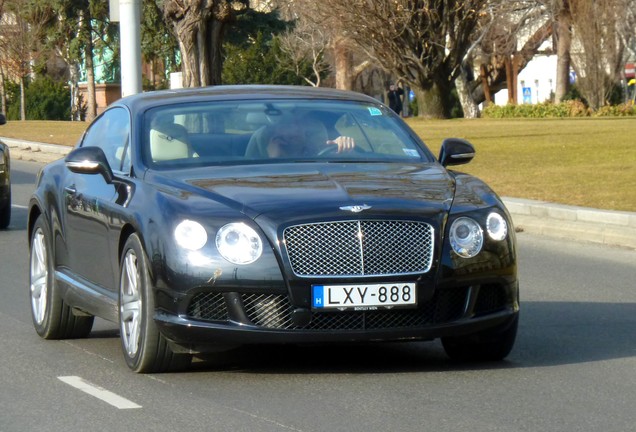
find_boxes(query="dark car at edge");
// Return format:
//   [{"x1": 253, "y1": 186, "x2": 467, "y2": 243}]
[
  {"x1": 0, "y1": 113, "x2": 10, "y2": 229},
  {"x1": 27, "y1": 85, "x2": 519, "y2": 373}
]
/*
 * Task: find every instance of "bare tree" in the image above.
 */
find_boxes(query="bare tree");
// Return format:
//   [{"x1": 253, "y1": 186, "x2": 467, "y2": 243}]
[
  {"x1": 40, "y1": 1, "x2": 85, "y2": 121},
  {"x1": 569, "y1": 0, "x2": 630, "y2": 109},
  {"x1": 0, "y1": 1, "x2": 49, "y2": 120},
  {"x1": 277, "y1": 10, "x2": 330, "y2": 86},
  {"x1": 312, "y1": 0, "x2": 487, "y2": 118},
  {"x1": 277, "y1": 0, "x2": 372, "y2": 91},
  {"x1": 463, "y1": 1, "x2": 555, "y2": 110},
  {"x1": 330, "y1": 36, "x2": 373, "y2": 91},
  {"x1": 619, "y1": 0, "x2": 636, "y2": 60},
  {"x1": 161, "y1": 0, "x2": 249, "y2": 87}
]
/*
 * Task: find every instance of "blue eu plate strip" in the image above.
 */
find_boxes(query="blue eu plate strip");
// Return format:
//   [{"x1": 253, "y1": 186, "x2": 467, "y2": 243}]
[{"x1": 312, "y1": 286, "x2": 324, "y2": 309}]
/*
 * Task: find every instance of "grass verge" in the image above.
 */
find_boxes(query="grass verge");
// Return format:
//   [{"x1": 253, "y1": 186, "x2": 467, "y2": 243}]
[
  {"x1": 406, "y1": 117, "x2": 636, "y2": 212},
  {"x1": 0, "y1": 120, "x2": 86, "y2": 146}
]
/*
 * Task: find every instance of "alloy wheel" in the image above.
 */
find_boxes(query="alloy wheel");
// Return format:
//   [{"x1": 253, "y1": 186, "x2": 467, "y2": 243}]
[
  {"x1": 120, "y1": 250, "x2": 142, "y2": 358},
  {"x1": 30, "y1": 227, "x2": 48, "y2": 325}
]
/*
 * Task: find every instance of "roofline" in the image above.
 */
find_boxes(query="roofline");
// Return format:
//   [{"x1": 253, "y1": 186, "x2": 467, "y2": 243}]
[{"x1": 112, "y1": 85, "x2": 382, "y2": 112}]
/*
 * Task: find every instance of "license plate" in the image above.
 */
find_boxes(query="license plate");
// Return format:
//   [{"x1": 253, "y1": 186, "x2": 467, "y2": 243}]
[{"x1": 312, "y1": 282, "x2": 417, "y2": 311}]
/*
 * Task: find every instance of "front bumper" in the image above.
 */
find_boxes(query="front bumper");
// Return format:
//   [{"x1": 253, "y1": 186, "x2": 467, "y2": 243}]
[{"x1": 155, "y1": 280, "x2": 519, "y2": 354}]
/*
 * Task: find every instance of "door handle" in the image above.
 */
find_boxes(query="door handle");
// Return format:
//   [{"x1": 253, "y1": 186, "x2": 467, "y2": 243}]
[{"x1": 64, "y1": 185, "x2": 77, "y2": 195}]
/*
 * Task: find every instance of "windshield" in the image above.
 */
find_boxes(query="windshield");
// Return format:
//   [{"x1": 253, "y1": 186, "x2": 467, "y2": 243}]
[{"x1": 142, "y1": 99, "x2": 434, "y2": 169}]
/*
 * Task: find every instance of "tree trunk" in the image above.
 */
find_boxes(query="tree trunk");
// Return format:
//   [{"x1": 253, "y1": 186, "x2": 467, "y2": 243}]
[
  {"x1": 84, "y1": 45, "x2": 97, "y2": 122},
  {"x1": 0, "y1": 67, "x2": 6, "y2": 116},
  {"x1": 68, "y1": 64, "x2": 80, "y2": 121},
  {"x1": 479, "y1": 64, "x2": 493, "y2": 106},
  {"x1": 208, "y1": 19, "x2": 224, "y2": 86},
  {"x1": 177, "y1": 32, "x2": 198, "y2": 88},
  {"x1": 511, "y1": 56, "x2": 520, "y2": 104},
  {"x1": 197, "y1": 20, "x2": 210, "y2": 86},
  {"x1": 163, "y1": 0, "x2": 244, "y2": 88},
  {"x1": 415, "y1": 84, "x2": 446, "y2": 119},
  {"x1": 456, "y1": 71, "x2": 480, "y2": 118},
  {"x1": 81, "y1": 11, "x2": 97, "y2": 122},
  {"x1": 334, "y1": 37, "x2": 353, "y2": 90},
  {"x1": 19, "y1": 76, "x2": 25, "y2": 121},
  {"x1": 172, "y1": 16, "x2": 225, "y2": 87},
  {"x1": 504, "y1": 57, "x2": 514, "y2": 104},
  {"x1": 554, "y1": 6, "x2": 571, "y2": 103}
]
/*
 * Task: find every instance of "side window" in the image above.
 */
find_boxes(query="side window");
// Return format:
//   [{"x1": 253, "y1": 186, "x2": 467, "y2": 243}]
[{"x1": 81, "y1": 107, "x2": 131, "y2": 173}]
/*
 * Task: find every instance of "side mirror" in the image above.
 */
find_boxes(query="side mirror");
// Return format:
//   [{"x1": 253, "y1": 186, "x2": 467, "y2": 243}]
[
  {"x1": 438, "y1": 138, "x2": 475, "y2": 167},
  {"x1": 0, "y1": 113, "x2": 6, "y2": 125},
  {"x1": 65, "y1": 146, "x2": 114, "y2": 184}
]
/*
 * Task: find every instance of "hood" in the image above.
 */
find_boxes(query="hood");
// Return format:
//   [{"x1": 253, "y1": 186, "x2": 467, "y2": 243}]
[{"x1": 154, "y1": 162, "x2": 455, "y2": 221}]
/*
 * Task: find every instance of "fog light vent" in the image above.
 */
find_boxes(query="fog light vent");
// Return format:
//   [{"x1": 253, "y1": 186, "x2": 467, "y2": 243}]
[{"x1": 242, "y1": 294, "x2": 294, "y2": 329}]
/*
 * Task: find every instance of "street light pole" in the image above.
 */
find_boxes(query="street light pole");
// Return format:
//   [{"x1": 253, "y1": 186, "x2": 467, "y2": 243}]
[{"x1": 112, "y1": 0, "x2": 143, "y2": 97}]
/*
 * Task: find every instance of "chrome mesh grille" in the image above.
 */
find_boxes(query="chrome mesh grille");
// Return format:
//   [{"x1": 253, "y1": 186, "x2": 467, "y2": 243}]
[
  {"x1": 242, "y1": 294, "x2": 294, "y2": 328},
  {"x1": 187, "y1": 292, "x2": 228, "y2": 321},
  {"x1": 284, "y1": 220, "x2": 434, "y2": 277}
]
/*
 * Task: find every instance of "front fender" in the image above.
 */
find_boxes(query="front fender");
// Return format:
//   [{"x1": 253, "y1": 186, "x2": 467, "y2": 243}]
[
  {"x1": 131, "y1": 187, "x2": 286, "y2": 315},
  {"x1": 437, "y1": 172, "x2": 517, "y2": 283}
]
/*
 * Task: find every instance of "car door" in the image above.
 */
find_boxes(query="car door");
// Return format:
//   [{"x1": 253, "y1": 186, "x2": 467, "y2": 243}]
[{"x1": 63, "y1": 107, "x2": 132, "y2": 292}]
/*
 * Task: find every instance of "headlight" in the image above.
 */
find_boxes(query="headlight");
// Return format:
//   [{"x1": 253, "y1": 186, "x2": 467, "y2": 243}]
[
  {"x1": 449, "y1": 217, "x2": 483, "y2": 258},
  {"x1": 216, "y1": 223, "x2": 263, "y2": 265},
  {"x1": 487, "y1": 212, "x2": 508, "y2": 241},
  {"x1": 174, "y1": 220, "x2": 208, "y2": 251}
]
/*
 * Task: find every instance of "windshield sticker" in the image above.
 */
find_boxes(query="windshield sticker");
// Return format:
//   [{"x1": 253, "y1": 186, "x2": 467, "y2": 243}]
[
  {"x1": 368, "y1": 107, "x2": 383, "y2": 116},
  {"x1": 402, "y1": 149, "x2": 419, "y2": 157}
]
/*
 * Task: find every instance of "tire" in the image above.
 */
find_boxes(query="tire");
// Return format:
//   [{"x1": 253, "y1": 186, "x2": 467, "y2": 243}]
[
  {"x1": 118, "y1": 233, "x2": 191, "y2": 373},
  {"x1": 442, "y1": 314, "x2": 518, "y2": 362},
  {"x1": 29, "y1": 215, "x2": 94, "y2": 339},
  {"x1": 0, "y1": 190, "x2": 10, "y2": 229}
]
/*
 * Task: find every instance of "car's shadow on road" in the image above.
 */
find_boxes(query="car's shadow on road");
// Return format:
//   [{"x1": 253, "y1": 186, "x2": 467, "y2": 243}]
[
  {"x1": 185, "y1": 300, "x2": 636, "y2": 374},
  {"x1": 508, "y1": 301, "x2": 636, "y2": 368}
]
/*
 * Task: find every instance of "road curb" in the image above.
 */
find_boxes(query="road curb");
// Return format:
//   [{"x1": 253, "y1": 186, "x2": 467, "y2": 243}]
[
  {"x1": 1, "y1": 137, "x2": 72, "y2": 156},
  {"x1": 502, "y1": 198, "x2": 636, "y2": 250},
  {"x1": 3, "y1": 136, "x2": 635, "y2": 250}
]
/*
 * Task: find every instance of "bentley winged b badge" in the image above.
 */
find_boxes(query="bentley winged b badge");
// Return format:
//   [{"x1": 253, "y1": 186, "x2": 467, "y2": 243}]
[{"x1": 339, "y1": 204, "x2": 372, "y2": 213}]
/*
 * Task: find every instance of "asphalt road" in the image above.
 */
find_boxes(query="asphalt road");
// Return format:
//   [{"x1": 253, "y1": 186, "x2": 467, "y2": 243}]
[{"x1": 1, "y1": 159, "x2": 636, "y2": 432}]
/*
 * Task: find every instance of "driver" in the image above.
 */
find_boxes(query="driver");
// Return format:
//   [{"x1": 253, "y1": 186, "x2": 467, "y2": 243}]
[{"x1": 265, "y1": 117, "x2": 355, "y2": 158}]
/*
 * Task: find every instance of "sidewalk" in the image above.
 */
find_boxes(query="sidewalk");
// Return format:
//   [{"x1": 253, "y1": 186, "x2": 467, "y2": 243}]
[{"x1": 3, "y1": 136, "x2": 636, "y2": 251}]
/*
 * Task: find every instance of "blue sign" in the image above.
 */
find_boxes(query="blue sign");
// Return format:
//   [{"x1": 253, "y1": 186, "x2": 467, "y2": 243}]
[{"x1": 522, "y1": 87, "x2": 532, "y2": 104}]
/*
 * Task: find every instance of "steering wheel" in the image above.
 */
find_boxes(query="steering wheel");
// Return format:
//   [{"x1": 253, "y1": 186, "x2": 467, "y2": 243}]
[{"x1": 317, "y1": 143, "x2": 364, "y2": 157}]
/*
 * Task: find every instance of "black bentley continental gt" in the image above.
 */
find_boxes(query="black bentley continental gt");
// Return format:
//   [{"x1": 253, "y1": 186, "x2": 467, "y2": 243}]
[
  {"x1": 0, "y1": 113, "x2": 10, "y2": 229},
  {"x1": 28, "y1": 85, "x2": 519, "y2": 373}
]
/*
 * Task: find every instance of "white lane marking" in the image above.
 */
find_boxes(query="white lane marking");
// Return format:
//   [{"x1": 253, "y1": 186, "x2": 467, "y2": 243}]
[
  {"x1": 11, "y1": 204, "x2": 28, "y2": 209},
  {"x1": 58, "y1": 376, "x2": 142, "y2": 409}
]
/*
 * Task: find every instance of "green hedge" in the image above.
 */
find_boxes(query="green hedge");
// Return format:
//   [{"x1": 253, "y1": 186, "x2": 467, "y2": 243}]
[
  {"x1": 5, "y1": 77, "x2": 71, "y2": 121},
  {"x1": 482, "y1": 100, "x2": 636, "y2": 118}
]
